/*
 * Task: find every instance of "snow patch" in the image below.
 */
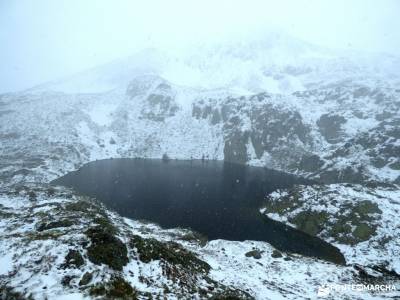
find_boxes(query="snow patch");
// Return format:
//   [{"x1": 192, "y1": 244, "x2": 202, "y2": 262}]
[{"x1": 84, "y1": 103, "x2": 117, "y2": 127}]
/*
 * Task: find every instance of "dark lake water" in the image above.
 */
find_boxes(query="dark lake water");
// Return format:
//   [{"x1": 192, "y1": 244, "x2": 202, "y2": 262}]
[{"x1": 53, "y1": 158, "x2": 345, "y2": 264}]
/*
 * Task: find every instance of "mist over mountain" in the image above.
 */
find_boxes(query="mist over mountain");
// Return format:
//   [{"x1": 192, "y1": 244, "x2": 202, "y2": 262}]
[{"x1": 29, "y1": 31, "x2": 400, "y2": 95}]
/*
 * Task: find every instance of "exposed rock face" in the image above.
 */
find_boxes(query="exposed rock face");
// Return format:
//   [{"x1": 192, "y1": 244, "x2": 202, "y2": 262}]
[
  {"x1": 129, "y1": 235, "x2": 211, "y2": 273},
  {"x1": 78, "y1": 272, "x2": 93, "y2": 286},
  {"x1": 0, "y1": 76, "x2": 398, "y2": 186},
  {"x1": 86, "y1": 226, "x2": 129, "y2": 271},
  {"x1": 249, "y1": 102, "x2": 311, "y2": 158},
  {"x1": 298, "y1": 154, "x2": 324, "y2": 173},
  {"x1": 245, "y1": 249, "x2": 262, "y2": 259},
  {"x1": 223, "y1": 131, "x2": 250, "y2": 164},
  {"x1": 262, "y1": 183, "x2": 400, "y2": 269},
  {"x1": 317, "y1": 113, "x2": 347, "y2": 144},
  {"x1": 63, "y1": 249, "x2": 85, "y2": 269},
  {"x1": 127, "y1": 78, "x2": 179, "y2": 122},
  {"x1": 184, "y1": 81, "x2": 399, "y2": 185},
  {"x1": 140, "y1": 89, "x2": 179, "y2": 122},
  {"x1": 194, "y1": 93, "x2": 312, "y2": 169},
  {"x1": 271, "y1": 250, "x2": 283, "y2": 258}
]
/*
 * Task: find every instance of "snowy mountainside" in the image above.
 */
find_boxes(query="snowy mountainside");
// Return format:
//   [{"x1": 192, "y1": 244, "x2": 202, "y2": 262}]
[
  {"x1": 28, "y1": 31, "x2": 400, "y2": 95},
  {"x1": 2, "y1": 74, "x2": 398, "y2": 185}
]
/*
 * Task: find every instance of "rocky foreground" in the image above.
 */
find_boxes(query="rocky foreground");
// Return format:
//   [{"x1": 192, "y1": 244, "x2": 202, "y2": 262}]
[{"x1": 1, "y1": 184, "x2": 400, "y2": 300}]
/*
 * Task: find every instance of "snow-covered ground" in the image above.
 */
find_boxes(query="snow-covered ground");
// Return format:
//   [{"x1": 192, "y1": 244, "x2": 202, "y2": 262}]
[
  {"x1": 1, "y1": 185, "x2": 399, "y2": 299},
  {"x1": 262, "y1": 184, "x2": 400, "y2": 273}
]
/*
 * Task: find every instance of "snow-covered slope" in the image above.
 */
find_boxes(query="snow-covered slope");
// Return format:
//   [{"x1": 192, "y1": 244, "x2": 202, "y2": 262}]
[
  {"x1": 1, "y1": 74, "x2": 399, "y2": 185},
  {"x1": 27, "y1": 31, "x2": 400, "y2": 95},
  {"x1": 2, "y1": 184, "x2": 399, "y2": 300}
]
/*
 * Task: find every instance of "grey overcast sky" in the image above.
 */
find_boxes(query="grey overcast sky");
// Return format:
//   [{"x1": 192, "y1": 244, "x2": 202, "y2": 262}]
[{"x1": 0, "y1": 0, "x2": 399, "y2": 93}]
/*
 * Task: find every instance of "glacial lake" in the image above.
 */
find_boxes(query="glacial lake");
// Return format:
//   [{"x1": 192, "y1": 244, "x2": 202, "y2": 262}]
[{"x1": 53, "y1": 158, "x2": 345, "y2": 264}]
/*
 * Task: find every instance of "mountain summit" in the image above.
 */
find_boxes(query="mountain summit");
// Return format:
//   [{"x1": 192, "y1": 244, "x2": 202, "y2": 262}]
[{"x1": 29, "y1": 31, "x2": 400, "y2": 95}]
